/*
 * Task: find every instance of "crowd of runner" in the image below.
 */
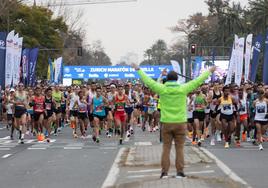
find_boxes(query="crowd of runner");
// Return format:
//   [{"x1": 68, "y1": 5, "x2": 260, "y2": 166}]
[{"x1": 0, "y1": 74, "x2": 268, "y2": 150}]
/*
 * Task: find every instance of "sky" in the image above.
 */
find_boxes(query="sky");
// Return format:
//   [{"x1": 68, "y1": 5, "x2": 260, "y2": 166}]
[{"x1": 38, "y1": 0, "x2": 249, "y2": 64}]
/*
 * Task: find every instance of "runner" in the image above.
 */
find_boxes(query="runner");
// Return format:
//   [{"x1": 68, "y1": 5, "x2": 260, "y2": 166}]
[
  {"x1": 75, "y1": 90, "x2": 88, "y2": 139},
  {"x1": 114, "y1": 85, "x2": 130, "y2": 144},
  {"x1": 31, "y1": 86, "x2": 45, "y2": 136},
  {"x1": 91, "y1": 87, "x2": 108, "y2": 143},
  {"x1": 219, "y1": 86, "x2": 236, "y2": 149},
  {"x1": 253, "y1": 89, "x2": 268, "y2": 150},
  {"x1": 13, "y1": 83, "x2": 28, "y2": 144},
  {"x1": 52, "y1": 85, "x2": 63, "y2": 136},
  {"x1": 44, "y1": 87, "x2": 56, "y2": 142},
  {"x1": 68, "y1": 86, "x2": 79, "y2": 138},
  {"x1": 193, "y1": 88, "x2": 207, "y2": 146}
]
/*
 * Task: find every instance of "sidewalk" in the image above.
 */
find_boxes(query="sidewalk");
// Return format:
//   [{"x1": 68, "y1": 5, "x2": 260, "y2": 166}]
[{"x1": 112, "y1": 127, "x2": 245, "y2": 188}]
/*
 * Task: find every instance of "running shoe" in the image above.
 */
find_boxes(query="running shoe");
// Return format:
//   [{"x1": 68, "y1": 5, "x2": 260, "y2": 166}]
[
  {"x1": 200, "y1": 135, "x2": 205, "y2": 141},
  {"x1": 216, "y1": 133, "x2": 222, "y2": 142},
  {"x1": 142, "y1": 126, "x2": 146, "y2": 132},
  {"x1": 92, "y1": 135, "x2": 97, "y2": 142},
  {"x1": 160, "y1": 172, "x2": 168, "y2": 179},
  {"x1": 235, "y1": 140, "x2": 241, "y2": 147},
  {"x1": 191, "y1": 141, "x2": 197, "y2": 145},
  {"x1": 96, "y1": 137, "x2": 100, "y2": 143},
  {"x1": 106, "y1": 131, "x2": 109, "y2": 137},
  {"x1": 224, "y1": 142, "x2": 229, "y2": 149},
  {"x1": 127, "y1": 131, "x2": 131, "y2": 138},
  {"x1": 247, "y1": 137, "x2": 251, "y2": 142},
  {"x1": 108, "y1": 133, "x2": 112, "y2": 138},
  {"x1": 119, "y1": 138, "x2": 123, "y2": 145},
  {"x1": 20, "y1": 138, "x2": 24, "y2": 144},
  {"x1": 210, "y1": 138, "x2": 215, "y2": 146},
  {"x1": 197, "y1": 140, "x2": 202, "y2": 147},
  {"x1": 259, "y1": 144, "x2": 264, "y2": 151},
  {"x1": 155, "y1": 126, "x2": 159, "y2": 131},
  {"x1": 242, "y1": 132, "x2": 246, "y2": 142},
  {"x1": 10, "y1": 135, "x2": 13, "y2": 140},
  {"x1": 46, "y1": 138, "x2": 50, "y2": 143},
  {"x1": 175, "y1": 172, "x2": 186, "y2": 179},
  {"x1": 130, "y1": 127, "x2": 134, "y2": 135}
]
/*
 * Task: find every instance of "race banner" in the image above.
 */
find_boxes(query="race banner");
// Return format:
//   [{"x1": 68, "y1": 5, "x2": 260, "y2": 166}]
[
  {"x1": 21, "y1": 48, "x2": 30, "y2": 85},
  {"x1": 211, "y1": 48, "x2": 216, "y2": 82},
  {"x1": 235, "y1": 37, "x2": 245, "y2": 86},
  {"x1": 0, "y1": 32, "x2": 7, "y2": 88},
  {"x1": 54, "y1": 57, "x2": 62, "y2": 84},
  {"x1": 263, "y1": 30, "x2": 268, "y2": 85},
  {"x1": 28, "y1": 48, "x2": 39, "y2": 86},
  {"x1": 225, "y1": 35, "x2": 238, "y2": 85},
  {"x1": 5, "y1": 30, "x2": 15, "y2": 87},
  {"x1": 244, "y1": 34, "x2": 253, "y2": 82},
  {"x1": 250, "y1": 34, "x2": 263, "y2": 82},
  {"x1": 63, "y1": 65, "x2": 172, "y2": 79}
]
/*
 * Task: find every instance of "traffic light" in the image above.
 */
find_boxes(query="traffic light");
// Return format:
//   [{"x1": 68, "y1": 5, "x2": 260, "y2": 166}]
[
  {"x1": 191, "y1": 44, "x2": 196, "y2": 55},
  {"x1": 77, "y1": 47, "x2": 82, "y2": 56}
]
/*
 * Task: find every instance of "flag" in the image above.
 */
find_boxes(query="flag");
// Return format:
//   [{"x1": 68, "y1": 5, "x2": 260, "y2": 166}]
[
  {"x1": 47, "y1": 58, "x2": 52, "y2": 81},
  {"x1": 21, "y1": 48, "x2": 30, "y2": 85},
  {"x1": 170, "y1": 60, "x2": 183, "y2": 83},
  {"x1": 54, "y1": 57, "x2": 62, "y2": 84},
  {"x1": 5, "y1": 30, "x2": 15, "y2": 87},
  {"x1": 182, "y1": 58, "x2": 186, "y2": 83},
  {"x1": 235, "y1": 37, "x2": 245, "y2": 86},
  {"x1": 250, "y1": 34, "x2": 263, "y2": 82},
  {"x1": 263, "y1": 30, "x2": 268, "y2": 84},
  {"x1": 13, "y1": 37, "x2": 23, "y2": 86},
  {"x1": 0, "y1": 32, "x2": 7, "y2": 88},
  {"x1": 244, "y1": 34, "x2": 253, "y2": 82},
  {"x1": 211, "y1": 48, "x2": 216, "y2": 82},
  {"x1": 28, "y1": 48, "x2": 39, "y2": 86},
  {"x1": 225, "y1": 35, "x2": 238, "y2": 85},
  {"x1": 192, "y1": 56, "x2": 203, "y2": 79}
]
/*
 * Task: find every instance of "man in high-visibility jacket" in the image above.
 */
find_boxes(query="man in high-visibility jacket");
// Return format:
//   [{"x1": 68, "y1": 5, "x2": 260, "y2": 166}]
[{"x1": 133, "y1": 64, "x2": 216, "y2": 178}]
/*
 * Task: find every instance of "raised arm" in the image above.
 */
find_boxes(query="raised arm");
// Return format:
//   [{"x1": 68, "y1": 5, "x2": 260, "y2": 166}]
[
  {"x1": 133, "y1": 64, "x2": 165, "y2": 95},
  {"x1": 180, "y1": 67, "x2": 216, "y2": 94}
]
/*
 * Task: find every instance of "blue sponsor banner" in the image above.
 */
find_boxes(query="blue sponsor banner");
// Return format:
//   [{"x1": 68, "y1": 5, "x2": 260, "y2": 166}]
[
  {"x1": 63, "y1": 65, "x2": 173, "y2": 79},
  {"x1": 250, "y1": 34, "x2": 263, "y2": 82},
  {"x1": 0, "y1": 32, "x2": 7, "y2": 88},
  {"x1": 28, "y1": 48, "x2": 39, "y2": 86},
  {"x1": 192, "y1": 56, "x2": 203, "y2": 79},
  {"x1": 21, "y1": 48, "x2": 30, "y2": 85},
  {"x1": 263, "y1": 30, "x2": 268, "y2": 84}
]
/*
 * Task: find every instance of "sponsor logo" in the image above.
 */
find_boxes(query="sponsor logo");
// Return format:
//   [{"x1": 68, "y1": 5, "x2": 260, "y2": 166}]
[
  {"x1": 64, "y1": 74, "x2": 72, "y2": 77},
  {"x1": 124, "y1": 73, "x2": 135, "y2": 78},
  {"x1": 64, "y1": 67, "x2": 70, "y2": 73},
  {"x1": 78, "y1": 73, "x2": 84, "y2": 78},
  {"x1": 88, "y1": 74, "x2": 99, "y2": 78},
  {"x1": 0, "y1": 40, "x2": 5, "y2": 47}
]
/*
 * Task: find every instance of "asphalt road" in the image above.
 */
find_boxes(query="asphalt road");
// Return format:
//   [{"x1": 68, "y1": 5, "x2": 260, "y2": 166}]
[
  {"x1": 205, "y1": 139, "x2": 268, "y2": 188},
  {"x1": 0, "y1": 123, "x2": 119, "y2": 188}
]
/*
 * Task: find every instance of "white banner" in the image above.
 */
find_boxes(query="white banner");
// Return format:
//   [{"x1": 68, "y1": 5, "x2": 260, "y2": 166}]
[
  {"x1": 13, "y1": 36, "x2": 23, "y2": 86},
  {"x1": 170, "y1": 60, "x2": 184, "y2": 84},
  {"x1": 244, "y1": 34, "x2": 253, "y2": 82},
  {"x1": 182, "y1": 58, "x2": 186, "y2": 83},
  {"x1": 5, "y1": 30, "x2": 15, "y2": 87},
  {"x1": 54, "y1": 57, "x2": 62, "y2": 83},
  {"x1": 235, "y1": 37, "x2": 245, "y2": 86},
  {"x1": 225, "y1": 35, "x2": 239, "y2": 85}
]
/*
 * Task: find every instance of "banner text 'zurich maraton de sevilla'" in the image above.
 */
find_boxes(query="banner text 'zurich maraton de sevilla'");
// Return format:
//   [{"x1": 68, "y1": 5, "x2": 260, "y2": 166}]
[{"x1": 63, "y1": 66, "x2": 173, "y2": 79}]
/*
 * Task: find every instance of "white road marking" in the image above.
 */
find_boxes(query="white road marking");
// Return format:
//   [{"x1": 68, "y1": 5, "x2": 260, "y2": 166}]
[
  {"x1": 200, "y1": 147, "x2": 251, "y2": 188},
  {"x1": 127, "y1": 174, "x2": 159, "y2": 179},
  {"x1": 86, "y1": 135, "x2": 92, "y2": 139},
  {"x1": 101, "y1": 148, "x2": 126, "y2": 188},
  {"x1": 0, "y1": 136, "x2": 11, "y2": 140},
  {"x1": 0, "y1": 127, "x2": 5, "y2": 130},
  {"x1": 25, "y1": 139, "x2": 35, "y2": 144},
  {"x1": 134, "y1": 142, "x2": 152, "y2": 146},
  {"x1": 63, "y1": 147, "x2": 82, "y2": 150},
  {"x1": 128, "y1": 169, "x2": 160, "y2": 173},
  {"x1": 28, "y1": 147, "x2": 47, "y2": 150},
  {"x1": 3, "y1": 140, "x2": 12, "y2": 144},
  {"x1": 2, "y1": 154, "x2": 12, "y2": 158},
  {"x1": 0, "y1": 148, "x2": 10, "y2": 150},
  {"x1": 186, "y1": 170, "x2": 215, "y2": 175}
]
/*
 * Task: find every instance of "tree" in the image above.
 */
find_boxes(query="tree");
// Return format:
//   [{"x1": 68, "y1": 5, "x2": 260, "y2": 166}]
[{"x1": 248, "y1": 0, "x2": 268, "y2": 34}]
